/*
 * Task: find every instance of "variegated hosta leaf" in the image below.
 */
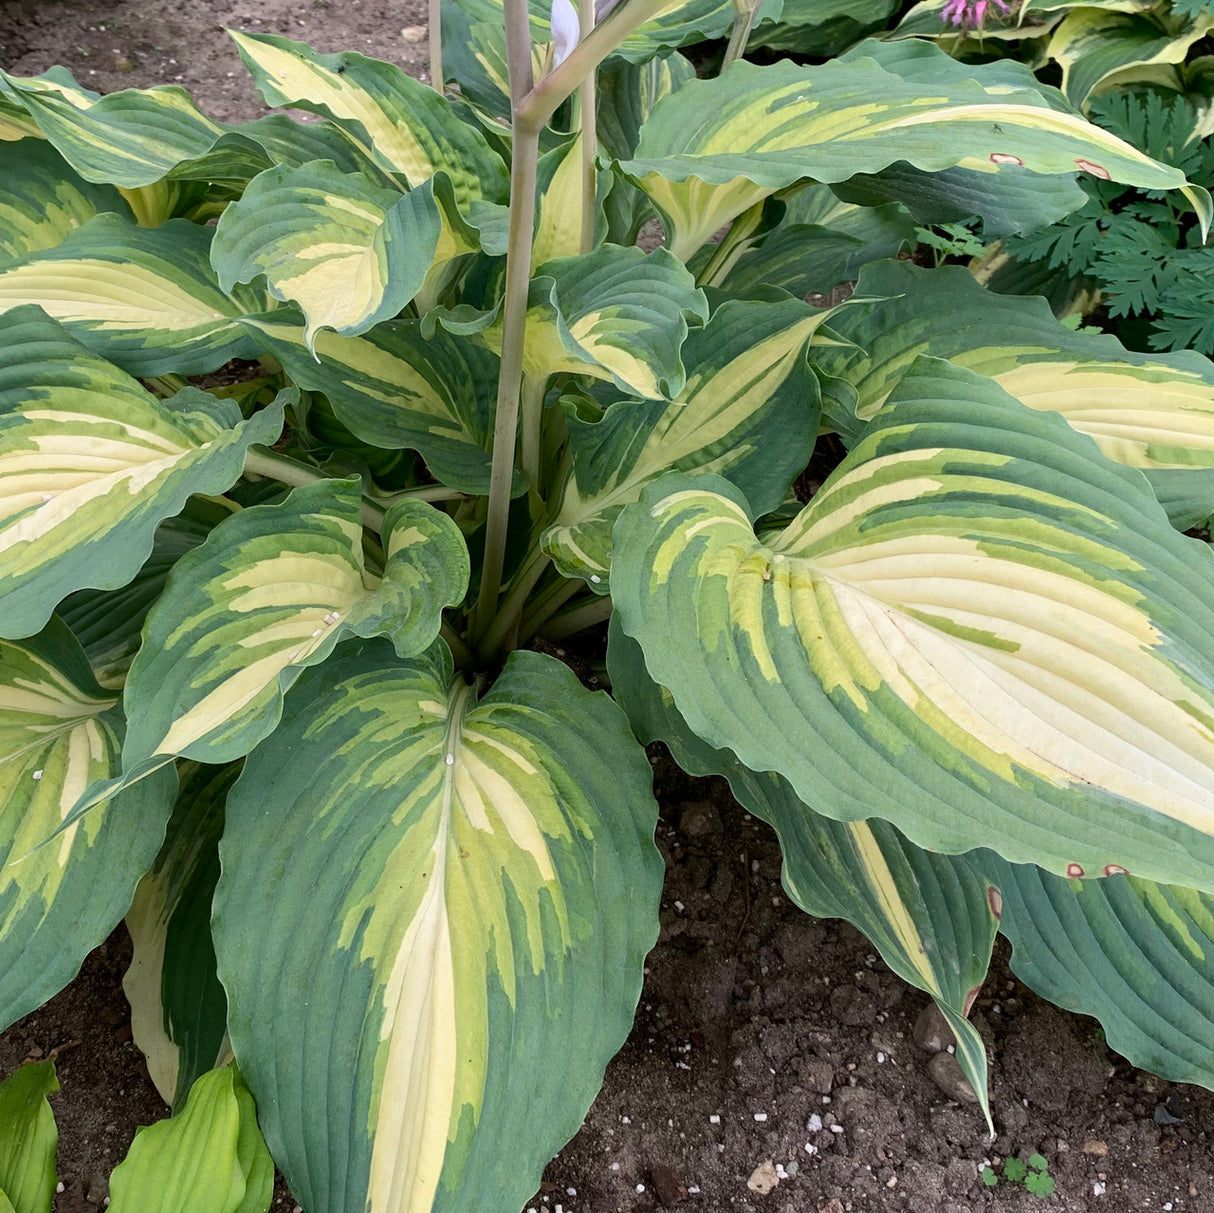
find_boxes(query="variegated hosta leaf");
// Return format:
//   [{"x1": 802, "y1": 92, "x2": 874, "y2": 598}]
[
  {"x1": 213, "y1": 640, "x2": 662, "y2": 1213},
  {"x1": 596, "y1": 53, "x2": 697, "y2": 163},
  {"x1": 613, "y1": 356, "x2": 1214, "y2": 893},
  {"x1": 814, "y1": 259, "x2": 1214, "y2": 528},
  {"x1": 543, "y1": 296, "x2": 825, "y2": 589},
  {"x1": 120, "y1": 478, "x2": 468, "y2": 774},
  {"x1": 211, "y1": 161, "x2": 441, "y2": 349},
  {"x1": 125, "y1": 761, "x2": 237, "y2": 1110},
  {"x1": 0, "y1": 139, "x2": 132, "y2": 266},
  {"x1": 0, "y1": 1060, "x2": 58, "y2": 1213},
  {"x1": 0, "y1": 71, "x2": 223, "y2": 187},
  {"x1": 0, "y1": 214, "x2": 267, "y2": 376},
  {"x1": 437, "y1": 3, "x2": 547, "y2": 129},
  {"x1": 750, "y1": 0, "x2": 898, "y2": 54},
  {"x1": 1048, "y1": 9, "x2": 1214, "y2": 109},
  {"x1": 242, "y1": 315, "x2": 509, "y2": 494},
  {"x1": 429, "y1": 248, "x2": 708, "y2": 399},
  {"x1": 0, "y1": 620, "x2": 177, "y2": 1031},
  {"x1": 980, "y1": 855, "x2": 1214, "y2": 1091},
  {"x1": 720, "y1": 200, "x2": 914, "y2": 300},
  {"x1": 607, "y1": 617, "x2": 996, "y2": 1125},
  {"x1": 526, "y1": 246, "x2": 707, "y2": 399},
  {"x1": 619, "y1": 50, "x2": 1211, "y2": 259},
  {"x1": 58, "y1": 497, "x2": 234, "y2": 689},
  {"x1": 445, "y1": 0, "x2": 779, "y2": 64},
  {"x1": 229, "y1": 31, "x2": 509, "y2": 209},
  {"x1": 108, "y1": 1066, "x2": 273, "y2": 1213},
  {"x1": 531, "y1": 133, "x2": 608, "y2": 270},
  {"x1": 0, "y1": 307, "x2": 286, "y2": 640}
]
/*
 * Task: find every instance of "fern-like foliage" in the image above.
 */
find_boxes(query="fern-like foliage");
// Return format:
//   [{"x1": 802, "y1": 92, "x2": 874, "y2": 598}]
[{"x1": 1004, "y1": 90, "x2": 1214, "y2": 352}]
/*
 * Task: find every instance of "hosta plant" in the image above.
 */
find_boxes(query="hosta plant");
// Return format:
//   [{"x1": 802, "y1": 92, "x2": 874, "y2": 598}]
[{"x1": 6, "y1": 0, "x2": 1214, "y2": 1209}]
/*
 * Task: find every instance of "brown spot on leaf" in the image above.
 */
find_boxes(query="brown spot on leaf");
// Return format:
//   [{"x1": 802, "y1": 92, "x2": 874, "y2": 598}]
[
  {"x1": 963, "y1": 984, "x2": 982, "y2": 1017},
  {"x1": 1103, "y1": 863, "x2": 1128, "y2": 876},
  {"x1": 1076, "y1": 159, "x2": 1111, "y2": 179},
  {"x1": 986, "y1": 885, "x2": 1002, "y2": 920},
  {"x1": 1066, "y1": 862, "x2": 1085, "y2": 878},
  {"x1": 989, "y1": 152, "x2": 1023, "y2": 166}
]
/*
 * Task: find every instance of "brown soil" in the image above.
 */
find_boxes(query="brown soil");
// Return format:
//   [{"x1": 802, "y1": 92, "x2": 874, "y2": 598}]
[{"x1": 2, "y1": 2, "x2": 1213, "y2": 1210}]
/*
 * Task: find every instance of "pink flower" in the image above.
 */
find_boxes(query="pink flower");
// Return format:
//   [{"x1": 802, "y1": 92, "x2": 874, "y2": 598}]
[{"x1": 941, "y1": 0, "x2": 1011, "y2": 27}]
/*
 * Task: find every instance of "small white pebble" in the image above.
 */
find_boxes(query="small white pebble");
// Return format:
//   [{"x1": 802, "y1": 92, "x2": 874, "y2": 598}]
[
  {"x1": 709, "y1": 1114, "x2": 720, "y2": 1124},
  {"x1": 946, "y1": 1044, "x2": 955, "y2": 1054},
  {"x1": 877, "y1": 1052, "x2": 886, "y2": 1064},
  {"x1": 687, "y1": 1186, "x2": 700, "y2": 1195},
  {"x1": 555, "y1": 1205, "x2": 563, "y2": 1213},
  {"x1": 635, "y1": 1184, "x2": 645, "y2": 1194},
  {"x1": 1164, "y1": 1205, "x2": 1173, "y2": 1211},
  {"x1": 1092, "y1": 1184, "x2": 1106, "y2": 1197},
  {"x1": 717, "y1": 1144, "x2": 725, "y2": 1153},
  {"x1": 804, "y1": 1143, "x2": 818, "y2": 1156},
  {"x1": 673, "y1": 900, "x2": 685, "y2": 912},
  {"x1": 31, "y1": 770, "x2": 43, "y2": 781},
  {"x1": 56, "y1": 1184, "x2": 64, "y2": 1194},
  {"x1": 610, "y1": 1163, "x2": 619, "y2": 1172},
  {"x1": 775, "y1": 1164, "x2": 788, "y2": 1179},
  {"x1": 806, "y1": 1114, "x2": 822, "y2": 1132},
  {"x1": 829, "y1": 1124, "x2": 844, "y2": 1134},
  {"x1": 566, "y1": 1189, "x2": 575, "y2": 1197},
  {"x1": 445, "y1": 753, "x2": 455, "y2": 766},
  {"x1": 590, "y1": 574, "x2": 601, "y2": 583},
  {"x1": 753, "y1": 1112, "x2": 768, "y2": 1122},
  {"x1": 621, "y1": 1115, "x2": 631, "y2": 1124}
]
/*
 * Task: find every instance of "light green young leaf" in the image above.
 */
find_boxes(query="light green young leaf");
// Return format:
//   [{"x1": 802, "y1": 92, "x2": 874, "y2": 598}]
[
  {"x1": 0, "y1": 307, "x2": 285, "y2": 640},
  {"x1": 108, "y1": 1066, "x2": 272, "y2": 1213},
  {"x1": 211, "y1": 160, "x2": 442, "y2": 349},
  {"x1": 229, "y1": 30, "x2": 509, "y2": 208},
  {"x1": 607, "y1": 618, "x2": 996, "y2": 1127},
  {"x1": 0, "y1": 620, "x2": 177, "y2": 1032},
  {"x1": 0, "y1": 214, "x2": 267, "y2": 377},
  {"x1": 125, "y1": 762, "x2": 237, "y2": 1110},
  {"x1": 0, "y1": 1061, "x2": 58, "y2": 1213},
  {"x1": 543, "y1": 296, "x2": 825, "y2": 589},
  {"x1": 213, "y1": 640, "x2": 662, "y2": 1213},
  {"x1": 612, "y1": 357, "x2": 1214, "y2": 893},
  {"x1": 619, "y1": 50, "x2": 1210, "y2": 258},
  {"x1": 814, "y1": 259, "x2": 1214, "y2": 528},
  {"x1": 119, "y1": 478, "x2": 468, "y2": 772}
]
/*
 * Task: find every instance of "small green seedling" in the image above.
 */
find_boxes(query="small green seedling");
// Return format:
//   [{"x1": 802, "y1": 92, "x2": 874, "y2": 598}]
[{"x1": 980, "y1": 1153, "x2": 1055, "y2": 1197}]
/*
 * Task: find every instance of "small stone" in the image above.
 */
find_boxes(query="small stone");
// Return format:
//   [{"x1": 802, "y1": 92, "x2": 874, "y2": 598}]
[
  {"x1": 818, "y1": 1200, "x2": 845, "y2": 1213},
  {"x1": 400, "y1": 25, "x2": 427, "y2": 42},
  {"x1": 913, "y1": 1002, "x2": 956, "y2": 1054},
  {"x1": 650, "y1": 1165, "x2": 687, "y2": 1206},
  {"x1": 927, "y1": 1051, "x2": 978, "y2": 1104},
  {"x1": 84, "y1": 1174, "x2": 109, "y2": 1205},
  {"x1": 677, "y1": 799, "x2": 722, "y2": 837},
  {"x1": 804, "y1": 1060, "x2": 834, "y2": 1094},
  {"x1": 747, "y1": 1159, "x2": 780, "y2": 1196},
  {"x1": 1082, "y1": 1138, "x2": 1109, "y2": 1156}
]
